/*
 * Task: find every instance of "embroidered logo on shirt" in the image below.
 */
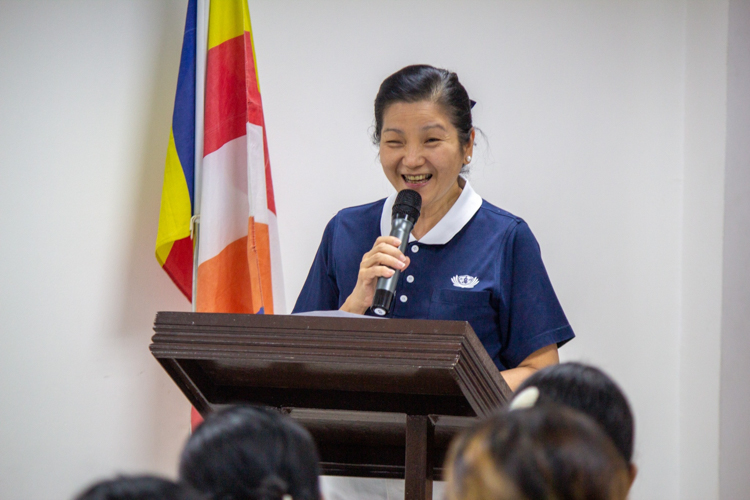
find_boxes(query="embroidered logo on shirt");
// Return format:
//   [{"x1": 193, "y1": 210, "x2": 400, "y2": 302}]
[{"x1": 451, "y1": 275, "x2": 480, "y2": 288}]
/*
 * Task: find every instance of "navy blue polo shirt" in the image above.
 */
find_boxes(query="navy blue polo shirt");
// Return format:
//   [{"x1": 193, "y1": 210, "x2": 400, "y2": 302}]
[{"x1": 293, "y1": 181, "x2": 574, "y2": 370}]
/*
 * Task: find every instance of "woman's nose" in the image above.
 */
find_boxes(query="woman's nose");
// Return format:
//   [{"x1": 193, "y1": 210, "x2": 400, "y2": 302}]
[{"x1": 402, "y1": 145, "x2": 424, "y2": 168}]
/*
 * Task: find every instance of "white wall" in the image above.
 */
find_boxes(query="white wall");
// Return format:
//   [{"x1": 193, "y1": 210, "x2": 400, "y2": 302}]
[
  {"x1": 0, "y1": 1, "x2": 746, "y2": 499},
  {"x1": 720, "y1": 0, "x2": 750, "y2": 498},
  {"x1": 0, "y1": 2, "x2": 192, "y2": 499},
  {"x1": 680, "y1": 1, "x2": 728, "y2": 498}
]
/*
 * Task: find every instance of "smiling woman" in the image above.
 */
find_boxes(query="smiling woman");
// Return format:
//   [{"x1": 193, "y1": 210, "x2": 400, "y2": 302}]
[{"x1": 293, "y1": 65, "x2": 574, "y2": 392}]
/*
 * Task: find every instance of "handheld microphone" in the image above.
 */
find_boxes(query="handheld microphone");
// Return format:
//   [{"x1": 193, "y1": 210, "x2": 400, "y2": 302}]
[{"x1": 371, "y1": 189, "x2": 422, "y2": 316}]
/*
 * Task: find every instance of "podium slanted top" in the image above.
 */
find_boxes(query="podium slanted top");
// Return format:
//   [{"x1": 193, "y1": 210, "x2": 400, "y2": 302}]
[{"x1": 150, "y1": 311, "x2": 512, "y2": 418}]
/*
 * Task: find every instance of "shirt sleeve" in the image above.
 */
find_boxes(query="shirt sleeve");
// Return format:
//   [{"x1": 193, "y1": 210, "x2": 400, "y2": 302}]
[
  {"x1": 499, "y1": 221, "x2": 574, "y2": 368},
  {"x1": 292, "y1": 218, "x2": 341, "y2": 313}
]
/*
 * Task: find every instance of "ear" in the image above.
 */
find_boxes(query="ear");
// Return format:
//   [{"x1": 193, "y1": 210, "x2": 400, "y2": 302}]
[
  {"x1": 464, "y1": 128, "x2": 476, "y2": 160},
  {"x1": 628, "y1": 463, "x2": 638, "y2": 489}
]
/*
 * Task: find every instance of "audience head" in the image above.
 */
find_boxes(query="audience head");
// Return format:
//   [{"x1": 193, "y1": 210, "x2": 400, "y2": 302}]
[
  {"x1": 74, "y1": 475, "x2": 206, "y2": 500},
  {"x1": 514, "y1": 362, "x2": 635, "y2": 475},
  {"x1": 179, "y1": 405, "x2": 320, "y2": 500},
  {"x1": 444, "y1": 404, "x2": 631, "y2": 500}
]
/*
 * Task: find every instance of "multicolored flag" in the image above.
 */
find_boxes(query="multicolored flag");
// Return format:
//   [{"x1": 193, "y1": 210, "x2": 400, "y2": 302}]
[
  {"x1": 196, "y1": 0, "x2": 284, "y2": 315},
  {"x1": 156, "y1": 0, "x2": 285, "y2": 429},
  {"x1": 156, "y1": 0, "x2": 284, "y2": 314},
  {"x1": 155, "y1": 0, "x2": 196, "y2": 300}
]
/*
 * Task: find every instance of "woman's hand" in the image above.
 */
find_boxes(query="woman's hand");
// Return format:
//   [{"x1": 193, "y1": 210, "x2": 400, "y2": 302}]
[
  {"x1": 501, "y1": 344, "x2": 560, "y2": 391},
  {"x1": 340, "y1": 236, "x2": 411, "y2": 314}
]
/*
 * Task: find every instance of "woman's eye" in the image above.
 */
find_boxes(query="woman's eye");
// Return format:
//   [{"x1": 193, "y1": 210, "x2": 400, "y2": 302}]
[{"x1": 425, "y1": 138, "x2": 440, "y2": 143}]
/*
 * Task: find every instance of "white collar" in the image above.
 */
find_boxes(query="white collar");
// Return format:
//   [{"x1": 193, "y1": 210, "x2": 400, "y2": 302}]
[{"x1": 380, "y1": 178, "x2": 483, "y2": 245}]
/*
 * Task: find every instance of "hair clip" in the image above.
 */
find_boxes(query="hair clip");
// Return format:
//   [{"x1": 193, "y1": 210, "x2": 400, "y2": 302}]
[
  {"x1": 470, "y1": 99, "x2": 477, "y2": 109},
  {"x1": 509, "y1": 386, "x2": 540, "y2": 411}
]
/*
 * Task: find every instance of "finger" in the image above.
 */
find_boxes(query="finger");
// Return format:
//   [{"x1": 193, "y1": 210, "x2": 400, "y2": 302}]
[
  {"x1": 361, "y1": 253, "x2": 406, "y2": 271},
  {"x1": 373, "y1": 235, "x2": 403, "y2": 248},
  {"x1": 361, "y1": 264, "x2": 396, "y2": 280},
  {"x1": 371, "y1": 265, "x2": 396, "y2": 279},
  {"x1": 371, "y1": 237, "x2": 406, "y2": 257},
  {"x1": 368, "y1": 242, "x2": 406, "y2": 262}
]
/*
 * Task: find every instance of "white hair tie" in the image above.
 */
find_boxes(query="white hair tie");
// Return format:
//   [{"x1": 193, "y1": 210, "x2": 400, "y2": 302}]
[{"x1": 509, "y1": 386, "x2": 540, "y2": 410}]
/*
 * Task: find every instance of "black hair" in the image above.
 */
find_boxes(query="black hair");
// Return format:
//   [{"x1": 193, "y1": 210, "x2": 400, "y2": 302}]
[
  {"x1": 515, "y1": 362, "x2": 635, "y2": 463},
  {"x1": 445, "y1": 404, "x2": 630, "y2": 500},
  {"x1": 74, "y1": 475, "x2": 206, "y2": 500},
  {"x1": 373, "y1": 64, "x2": 473, "y2": 146},
  {"x1": 179, "y1": 405, "x2": 320, "y2": 500}
]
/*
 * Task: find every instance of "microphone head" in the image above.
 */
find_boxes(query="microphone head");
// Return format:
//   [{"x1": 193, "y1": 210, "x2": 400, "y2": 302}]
[{"x1": 392, "y1": 189, "x2": 422, "y2": 222}]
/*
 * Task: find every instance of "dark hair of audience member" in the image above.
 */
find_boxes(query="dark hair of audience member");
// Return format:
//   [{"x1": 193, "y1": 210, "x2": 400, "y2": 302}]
[
  {"x1": 444, "y1": 404, "x2": 630, "y2": 500},
  {"x1": 179, "y1": 405, "x2": 320, "y2": 500},
  {"x1": 74, "y1": 475, "x2": 207, "y2": 500},
  {"x1": 515, "y1": 362, "x2": 635, "y2": 465}
]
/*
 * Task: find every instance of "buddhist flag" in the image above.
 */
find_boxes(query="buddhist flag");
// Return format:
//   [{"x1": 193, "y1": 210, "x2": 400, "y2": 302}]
[
  {"x1": 156, "y1": 0, "x2": 285, "y2": 316},
  {"x1": 196, "y1": 0, "x2": 285, "y2": 315},
  {"x1": 155, "y1": 0, "x2": 196, "y2": 300}
]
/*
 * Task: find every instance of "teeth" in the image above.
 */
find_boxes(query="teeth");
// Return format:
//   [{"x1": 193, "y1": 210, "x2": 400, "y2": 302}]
[{"x1": 404, "y1": 174, "x2": 431, "y2": 182}]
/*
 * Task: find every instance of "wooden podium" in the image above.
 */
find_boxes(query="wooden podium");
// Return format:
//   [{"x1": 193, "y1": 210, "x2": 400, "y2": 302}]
[{"x1": 150, "y1": 312, "x2": 512, "y2": 500}]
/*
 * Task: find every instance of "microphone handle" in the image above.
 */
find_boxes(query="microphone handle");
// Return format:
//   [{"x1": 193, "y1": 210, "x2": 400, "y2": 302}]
[{"x1": 371, "y1": 217, "x2": 414, "y2": 316}]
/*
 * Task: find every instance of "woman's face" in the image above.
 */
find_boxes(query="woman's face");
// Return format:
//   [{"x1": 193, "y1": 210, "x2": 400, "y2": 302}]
[{"x1": 379, "y1": 100, "x2": 473, "y2": 215}]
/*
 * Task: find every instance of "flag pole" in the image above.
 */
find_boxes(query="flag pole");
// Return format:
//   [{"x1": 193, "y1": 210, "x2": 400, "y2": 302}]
[
  {"x1": 191, "y1": 215, "x2": 200, "y2": 312},
  {"x1": 191, "y1": 0, "x2": 209, "y2": 313}
]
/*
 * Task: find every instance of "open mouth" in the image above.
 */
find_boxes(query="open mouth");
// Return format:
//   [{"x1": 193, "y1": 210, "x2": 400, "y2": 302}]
[{"x1": 402, "y1": 174, "x2": 432, "y2": 184}]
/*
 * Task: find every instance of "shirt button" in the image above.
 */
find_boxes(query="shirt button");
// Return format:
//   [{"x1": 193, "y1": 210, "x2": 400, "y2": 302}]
[
  {"x1": 406, "y1": 275, "x2": 414, "y2": 283},
  {"x1": 400, "y1": 295, "x2": 408, "y2": 303},
  {"x1": 411, "y1": 244, "x2": 419, "y2": 253}
]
